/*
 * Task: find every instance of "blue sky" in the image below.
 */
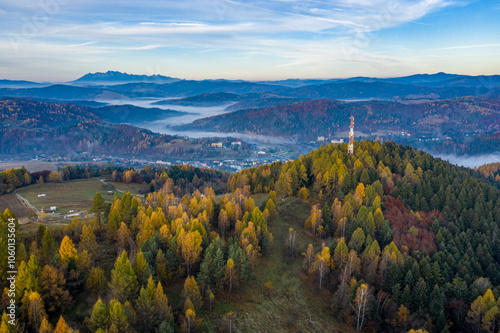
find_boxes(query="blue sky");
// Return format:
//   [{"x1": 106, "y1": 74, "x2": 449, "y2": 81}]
[{"x1": 0, "y1": 0, "x2": 499, "y2": 81}]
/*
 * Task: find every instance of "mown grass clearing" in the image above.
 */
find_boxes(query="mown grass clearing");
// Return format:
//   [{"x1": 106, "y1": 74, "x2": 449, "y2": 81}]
[
  {"x1": 16, "y1": 178, "x2": 144, "y2": 214},
  {"x1": 199, "y1": 197, "x2": 351, "y2": 333}
]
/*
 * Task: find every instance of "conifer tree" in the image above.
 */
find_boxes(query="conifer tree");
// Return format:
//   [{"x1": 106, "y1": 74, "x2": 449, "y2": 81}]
[
  {"x1": 153, "y1": 281, "x2": 173, "y2": 324},
  {"x1": 41, "y1": 228, "x2": 58, "y2": 265},
  {"x1": 155, "y1": 249, "x2": 172, "y2": 286},
  {"x1": 0, "y1": 312, "x2": 12, "y2": 333},
  {"x1": 88, "y1": 298, "x2": 109, "y2": 332},
  {"x1": 39, "y1": 316, "x2": 52, "y2": 333},
  {"x1": 109, "y1": 299, "x2": 131, "y2": 333},
  {"x1": 107, "y1": 206, "x2": 123, "y2": 240},
  {"x1": 59, "y1": 236, "x2": 78, "y2": 268},
  {"x1": 91, "y1": 192, "x2": 106, "y2": 223},
  {"x1": 183, "y1": 276, "x2": 203, "y2": 311},
  {"x1": 54, "y1": 315, "x2": 71, "y2": 333},
  {"x1": 40, "y1": 265, "x2": 71, "y2": 312},
  {"x1": 116, "y1": 222, "x2": 131, "y2": 249},
  {"x1": 135, "y1": 286, "x2": 158, "y2": 332},
  {"x1": 109, "y1": 251, "x2": 139, "y2": 303},
  {"x1": 181, "y1": 231, "x2": 203, "y2": 275},
  {"x1": 86, "y1": 267, "x2": 106, "y2": 293},
  {"x1": 133, "y1": 251, "x2": 148, "y2": 286},
  {"x1": 80, "y1": 224, "x2": 97, "y2": 257}
]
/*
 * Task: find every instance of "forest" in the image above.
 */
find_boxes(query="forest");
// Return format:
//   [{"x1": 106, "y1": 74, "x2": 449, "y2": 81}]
[
  {"x1": 1, "y1": 141, "x2": 500, "y2": 332},
  {"x1": 180, "y1": 96, "x2": 500, "y2": 154},
  {"x1": 0, "y1": 98, "x2": 249, "y2": 160}
]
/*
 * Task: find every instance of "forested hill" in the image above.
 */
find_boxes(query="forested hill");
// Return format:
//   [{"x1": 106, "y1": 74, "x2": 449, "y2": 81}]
[
  {"x1": 0, "y1": 98, "x2": 100, "y2": 129},
  {"x1": 228, "y1": 141, "x2": 500, "y2": 331},
  {"x1": 1, "y1": 141, "x2": 500, "y2": 332},
  {"x1": 0, "y1": 98, "x2": 249, "y2": 159},
  {"x1": 179, "y1": 96, "x2": 500, "y2": 141}
]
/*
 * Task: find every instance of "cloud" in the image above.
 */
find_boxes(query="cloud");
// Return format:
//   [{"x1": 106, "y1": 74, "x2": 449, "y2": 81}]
[
  {"x1": 432, "y1": 43, "x2": 500, "y2": 50},
  {"x1": 0, "y1": 0, "x2": 483, "y2": 80}
]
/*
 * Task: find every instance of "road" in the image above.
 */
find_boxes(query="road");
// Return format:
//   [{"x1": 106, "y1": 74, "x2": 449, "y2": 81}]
[
  {"x1": 99, "y1": 178, "x2": 140, "y2": 196},
  {"x1": 14, "y1": 190, "x2": 40, "y2": 220},
  {"x1": 99, "y1": 178, "x2": 125, "y2": 193}
]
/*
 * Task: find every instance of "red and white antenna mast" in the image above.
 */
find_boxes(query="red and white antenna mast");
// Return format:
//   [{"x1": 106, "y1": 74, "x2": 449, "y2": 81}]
[{"x1": 348, "y1": 115, "x2": 354, "y2": 155}]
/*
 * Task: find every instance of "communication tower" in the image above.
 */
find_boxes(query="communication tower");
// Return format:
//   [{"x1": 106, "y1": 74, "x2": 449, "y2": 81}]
[{"x1": 348, "y1": 115, "x2": 354, "y2": 155}]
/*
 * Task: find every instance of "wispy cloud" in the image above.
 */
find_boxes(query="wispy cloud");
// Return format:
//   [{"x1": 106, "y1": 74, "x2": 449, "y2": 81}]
[
  {"x1": 432, "y1": 43, "x2": 500, "y2": 50},
  {"x1": 0, "y1": 0, "x2": 496, "y2": 80}
]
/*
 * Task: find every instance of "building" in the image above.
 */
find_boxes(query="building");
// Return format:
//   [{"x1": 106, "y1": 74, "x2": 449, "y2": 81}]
[
  {"x1": 211, "y1": 142, "x2": 223, "y2": 148},
  {"x1": 331, "y1": 139, "x2": 344, "y2": 144},
  {"x1": 317, "y1": 136, "x2": 326, "y2": 142}
]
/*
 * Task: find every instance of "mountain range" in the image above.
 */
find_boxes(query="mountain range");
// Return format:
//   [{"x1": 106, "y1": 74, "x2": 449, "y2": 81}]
[{"x1": 1, "y1": 72, "x2": 499, "y2": 102}]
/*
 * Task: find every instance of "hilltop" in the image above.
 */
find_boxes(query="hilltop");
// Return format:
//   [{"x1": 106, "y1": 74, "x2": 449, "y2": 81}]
[{"x1": 2, "y1": 141, "x2": 500, "y2": 332}]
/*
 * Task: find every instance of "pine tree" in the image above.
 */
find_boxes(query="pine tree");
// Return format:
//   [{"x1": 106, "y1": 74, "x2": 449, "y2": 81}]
[
  {"x1": 0, "y1": 312, "x2": 12, "y2": 333},
  {"x1": 391, "y1": 304, "x2": 410, "y2": 331},
  {"x1": 88, "y1": 298, "x2": 109, "y2": 331},
  {"x1": 133, "y1": 251, "x2": 148, "y2": 286},
  {"x1": 109, "y1": 299, "x2": 131, "y2": 333},
  {"x1": 59, "y1": 236, "x2": 78, "y2": 268},
  {"x1": 39, "y1": 316, "x2": 53, "y2": 333},
  {"x1": 41, "y1": 228, "x2": 58, "y2": 265},
  {"x1": 183, "y1": 276, "x2": 203, "y2": 311},
  {"x1": 90, "y1": 192, "x2": 106, "y2": 223},
  {"x1": 107, "y1": 207, "x2": 123, "y2": 240},
  {"x1": 135, "y1": 287, "x2": 158, "y2": 332},
  {"x1": 80, "y1": 224, "x2": 98, "y2": 257},
  {"x1": 54, "y1": 315, "x2": 71, "y2": 333},
  {"x1": 413, "y1": 278, "x2": 428, "y2": 311},
  {"x1": 116, "y1": 222, "x2": 131, "y2": 249},
  {"x1": 40, "y1": 265, "x2": 71, "y2": 312},
  {"x1": 182, "y1": 231, "x2": 203, "y2": 275},
  {"x1": 155, "y1": 249, "x2": 172, "y2": 287},
  {"x1": 86, "y1": 267, "x2": 107, "y2": 293},
  {"x1": 109, "y1": 251, "x2": 139, "y2": 303},
  {"x1": 265, "y1": 199, "x2": 278, "y2": 221},
  {"x1": 153, "y1": 281, "x2": 173, "y2": 324}
]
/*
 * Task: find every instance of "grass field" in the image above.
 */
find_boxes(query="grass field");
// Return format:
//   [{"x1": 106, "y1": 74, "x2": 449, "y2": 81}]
[
  {"x1": 0, "y1": 194, "x2": 32, "y2": 218},
  {"x1": 15, "y1": 178, "x2": 144, "y2": 213},
  {"x1": 108, "y1": 180, "x2": 146, "y2": 195},
  {"x1": 198, "y1": 196, "x2": 350, "y2": 333}
]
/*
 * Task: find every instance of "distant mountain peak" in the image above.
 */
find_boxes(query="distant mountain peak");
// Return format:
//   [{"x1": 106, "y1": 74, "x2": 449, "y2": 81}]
[{"x1": 72, "y1": 71, "x2": 179, "y2": 85}]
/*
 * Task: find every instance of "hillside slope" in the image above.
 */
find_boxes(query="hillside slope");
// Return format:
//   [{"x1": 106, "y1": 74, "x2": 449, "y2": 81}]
[{"x1": 180, "y1": 96, "x2": 500, "y2": 139}]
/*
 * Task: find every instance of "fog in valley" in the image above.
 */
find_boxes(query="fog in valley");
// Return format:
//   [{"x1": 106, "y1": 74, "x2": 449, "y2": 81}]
[{"x1": 435, "y1": 153, "x2": 500, "y2": 168}]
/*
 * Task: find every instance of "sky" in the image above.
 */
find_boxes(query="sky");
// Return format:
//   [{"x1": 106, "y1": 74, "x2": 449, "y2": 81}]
[{"x1": 0, "y1": 0, "x2": 499, "y2": 81}]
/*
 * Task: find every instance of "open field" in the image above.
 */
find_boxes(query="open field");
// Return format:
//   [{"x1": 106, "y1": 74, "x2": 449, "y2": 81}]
[
  {"x1": 196, "y1": 196, "x2": 349, "y2": 332},
  {"x1": 15, "y1": 178, "x2": 144, "y2": 214},
  {"x1": 0, "y1": 193, "x2": 33, "y2": 218},
  {"x1": 107, "y1": 180, "x2": 146, "y2": 195}
]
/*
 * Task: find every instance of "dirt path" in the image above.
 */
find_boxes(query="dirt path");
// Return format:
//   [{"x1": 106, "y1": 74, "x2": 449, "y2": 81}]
[{"x1": 14, "y1": 190, "x2": 40, "y2": 220}]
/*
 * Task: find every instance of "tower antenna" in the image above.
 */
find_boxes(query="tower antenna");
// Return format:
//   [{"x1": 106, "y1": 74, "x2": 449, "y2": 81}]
[{"x1": 348, "y1": 115, "x2": 354, "y2": 155}]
